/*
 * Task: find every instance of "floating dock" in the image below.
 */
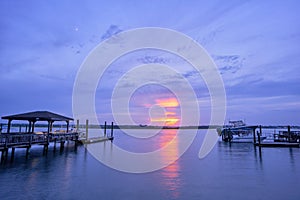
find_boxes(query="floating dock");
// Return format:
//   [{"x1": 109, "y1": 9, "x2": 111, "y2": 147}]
[{"x1": 79, "y1": 136, "x2": 113, "y2": 144}]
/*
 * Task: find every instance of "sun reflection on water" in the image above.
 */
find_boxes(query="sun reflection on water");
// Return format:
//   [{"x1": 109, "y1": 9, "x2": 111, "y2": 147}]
[{"x1": 158, "y1": 129, "x2": 182, "y2": 198}]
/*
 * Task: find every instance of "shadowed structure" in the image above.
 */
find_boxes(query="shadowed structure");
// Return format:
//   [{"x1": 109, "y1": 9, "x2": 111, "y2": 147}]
[{"x1": 2, "y1": 111, "x2": 73, "y2": 134}]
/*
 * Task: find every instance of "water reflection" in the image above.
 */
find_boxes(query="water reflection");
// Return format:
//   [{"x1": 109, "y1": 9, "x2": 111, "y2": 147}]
[
  {"x1": 159, "y1": 129, "x2": 182, "y2": 199},
  {"x1": 253, "y1": 146, "x2": 263, "y2": 170}
]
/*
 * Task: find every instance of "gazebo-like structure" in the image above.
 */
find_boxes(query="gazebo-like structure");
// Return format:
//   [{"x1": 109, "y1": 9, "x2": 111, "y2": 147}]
[{"x1": 2, "y1": 111, "x2": 73, "y2": 134}]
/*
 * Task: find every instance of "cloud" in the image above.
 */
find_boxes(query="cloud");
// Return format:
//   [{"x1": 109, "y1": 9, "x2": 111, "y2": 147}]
[
  {"x1": 101, "y1": 25, "x2": 123, "y2": 40},
  {"x1": 212, "y1": 55, "x2": 244, "y2": 74}
]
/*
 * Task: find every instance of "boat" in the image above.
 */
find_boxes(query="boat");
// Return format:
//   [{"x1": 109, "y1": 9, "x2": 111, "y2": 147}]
[{"x1": 219, "y1": 120, "x2": 266, "y2": 143}]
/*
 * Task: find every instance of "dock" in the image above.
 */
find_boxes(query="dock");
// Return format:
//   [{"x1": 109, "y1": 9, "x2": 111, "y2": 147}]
[
  {"x1": 220, "y1": 124, "x2": 300, "y2": 148},
  {"x1": 77, "y1": 120, "x2": 114, "y2": 144},
  {"x1": 0, "y1": 132, "x2": 79, "y2": 162},
  {"x1": 79, "y1": 136, "x2": 113, "y2": 144}
]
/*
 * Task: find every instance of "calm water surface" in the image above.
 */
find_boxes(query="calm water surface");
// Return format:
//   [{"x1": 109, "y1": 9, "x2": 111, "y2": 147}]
[{"x1": 0, "y1": 129, "x2": 300, "y2": 200}]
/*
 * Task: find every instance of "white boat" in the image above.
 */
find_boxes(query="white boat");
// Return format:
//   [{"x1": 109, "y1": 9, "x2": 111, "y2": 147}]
[{"x1": 220, "y1": 120, "x2": 266, "y2": 143}]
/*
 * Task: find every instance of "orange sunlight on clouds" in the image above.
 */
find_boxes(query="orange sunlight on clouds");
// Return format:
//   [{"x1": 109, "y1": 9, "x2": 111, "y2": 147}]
[{"x1": 151, "y1": 98, "x2": 180, "y2": 126}]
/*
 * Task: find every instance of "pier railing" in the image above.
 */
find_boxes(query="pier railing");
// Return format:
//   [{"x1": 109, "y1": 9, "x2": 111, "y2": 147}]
[{"x1": 0, "y1": 132, "x2": 79, "y2": 149}]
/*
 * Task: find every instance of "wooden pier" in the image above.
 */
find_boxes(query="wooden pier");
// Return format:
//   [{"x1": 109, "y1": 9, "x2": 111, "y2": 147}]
[
  {"x1": 0, "y1": 132, "x2": 79, "y2": 162},
  {"x1": 0, "y1": 112, "x2": 116, "y2": 162},
  {"x1": 255, "y1": 125, "x2": 300, "y2": 148},
  {"x1": 0, "y1": 111, "x2": 78, "y2": 162}
]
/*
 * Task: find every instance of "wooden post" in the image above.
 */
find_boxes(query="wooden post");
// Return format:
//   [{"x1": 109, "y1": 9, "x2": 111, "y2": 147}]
[
  {"x1": 66, "y1": 121, "x2": 69, "y2": 133},
  {"x1": 104, "y1": 121, "x2": 107, "y2": 136},
  {"x1": 47, "y1": 121, "x2": 50, "y2": 134},
  {"x1": 28, "y1": 121, "x2": 32, "y2": 133},
  {"x1": 111, "y1": 122, "x2": 114, "y2": 138},
  {"x1": 50, "y1": 121, "x2": 53, "y2": 132},
  {"x1": 253, "y1": 127, "x2": 256, "y2": 145},
  {"x1": 7, "y1": 119, "x2": 12, "y2": 133},
  {"x1": 32, "y1": 121, "x2": 36, "y2": 133},
  {"x1": 25, "y1": 125, "x2": 27, "y2": 133},
  {"x1": 76, "y1": 119, "x2": 79, "y2": 132},
  {"x1": 257, "y1": 131, "x2": 261, "y2": 146},
  {"x1": 259, "y1": 125, "x2": 262, "y2": 136},
  {"x1": 288, "y1": 125, "x2": 291, "y2": 143},
  {"x1": 19, "y1": 125, "x2": 21, "y2": 133},
  {"x1": 86, "y1": 119, "x2": 89, "y2": 140}
]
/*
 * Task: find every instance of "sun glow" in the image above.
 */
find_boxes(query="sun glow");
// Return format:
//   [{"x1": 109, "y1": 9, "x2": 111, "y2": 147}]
[
  {"x1": 150, "y1": 98, "x2": 180, "y2": 126},
  {"x1": 155, "y1": 98, "x2": 179, "y2": 107}
]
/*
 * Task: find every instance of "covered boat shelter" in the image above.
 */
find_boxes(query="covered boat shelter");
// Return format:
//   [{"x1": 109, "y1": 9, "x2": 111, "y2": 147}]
[{"x1": 2, "y1": 111, "x2": 73, "y2": 134}]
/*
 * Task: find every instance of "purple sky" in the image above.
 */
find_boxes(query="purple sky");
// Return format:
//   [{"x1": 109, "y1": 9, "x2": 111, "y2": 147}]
[{"x1": 0, "y1": 0, "x2": 300, "y2": 125}]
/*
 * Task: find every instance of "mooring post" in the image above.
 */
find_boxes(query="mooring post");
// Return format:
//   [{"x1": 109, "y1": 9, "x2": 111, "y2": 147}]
[
  {"x1": 104, "y1": 121, "x2": 107, "y2": 136},
  {"x1": 76, "y1": 119, "x2": 79, "y2": 132},
  {"x1": 253, "y1": 127, "x2": 257, "y2": 145},
  {"x1": 259, "y1": 125, "x2": 262, "y2": 136},
  {"x1": 111, "y1": 122, "x2": 114, "y2": 138},
  {"x1": 257, "y1": 131, "x2": 261, "y2": 146},
  {"x1": 288, "y1": 125, "x2": 291, "y2": 143},
  {"x1": 86, "y1": 119, "x2": 89, "y2": 140}
]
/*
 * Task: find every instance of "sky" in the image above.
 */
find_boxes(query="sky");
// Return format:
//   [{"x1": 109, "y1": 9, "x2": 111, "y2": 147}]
[{"x1": 0, "y1": 0, "x2": 299, "y2": 125}]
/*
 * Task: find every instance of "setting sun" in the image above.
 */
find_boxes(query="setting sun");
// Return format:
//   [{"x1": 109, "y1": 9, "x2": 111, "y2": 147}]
[{"x1": 149, "y1": 98, "x2": 180, "y2": 126}]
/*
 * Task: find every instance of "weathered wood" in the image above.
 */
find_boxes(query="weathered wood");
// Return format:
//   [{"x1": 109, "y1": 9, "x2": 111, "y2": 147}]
[
  {"x1": 253, "y1": 128, "x2": 256, "y2": 144},
  {"x1": 86, "y1": 119, "x2": 89, "y2": 140},
  {"x1": 104, "y1": 121, "x2": 107, "y2": 136},
  {"x1": 0, "y1": 132, "x2": 79, "y2": 160},
  {"x1": 288, "y1": 125, "x2": 291, "y2": 143},
  {"x1": 111, "y1": 122, "x2": 114, "y2": 138}
]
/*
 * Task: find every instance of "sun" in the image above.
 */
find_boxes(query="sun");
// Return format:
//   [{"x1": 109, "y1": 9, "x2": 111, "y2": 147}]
[{"x1": 150, "y1": 98, "x2": 180, "y2": 126}]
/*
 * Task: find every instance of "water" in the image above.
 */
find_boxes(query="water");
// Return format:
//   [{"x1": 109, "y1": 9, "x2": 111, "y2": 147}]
[{"x1": 1, "y1": 129, "x2": 300, "y2": 200}]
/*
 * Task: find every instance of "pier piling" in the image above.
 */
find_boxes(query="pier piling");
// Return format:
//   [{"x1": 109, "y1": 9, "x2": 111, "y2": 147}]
[
  {"x1": 104, "y1": 121, "x2": 107, "y2": 136},
  {"x1": 253, "y1": 128, "x2": 257, "y2": 145},
  {"x1": 86, "y1": 119, "x2": 89, "y2": 140},
  {"x1": 288, "y1": 125, "x2": 291, "y2": 143},
  {"x1": 111, "y1": 122, "x2": 114, "y2": 138}
]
